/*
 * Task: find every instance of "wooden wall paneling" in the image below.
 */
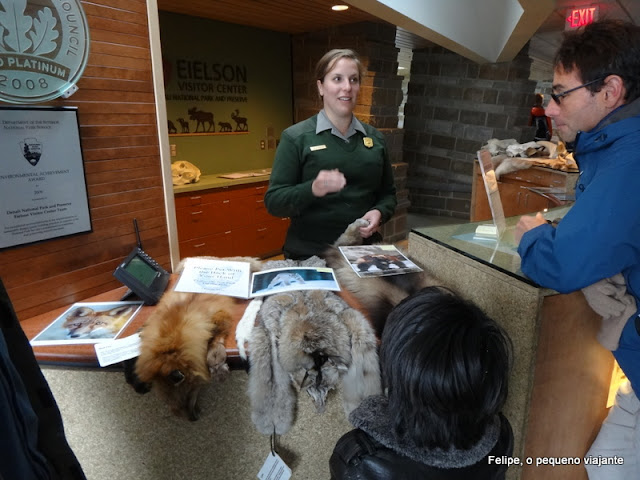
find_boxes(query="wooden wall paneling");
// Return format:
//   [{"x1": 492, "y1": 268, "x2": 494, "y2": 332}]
[{"x1": 0, "y1": 0, "x2": 170, "y2": 321}]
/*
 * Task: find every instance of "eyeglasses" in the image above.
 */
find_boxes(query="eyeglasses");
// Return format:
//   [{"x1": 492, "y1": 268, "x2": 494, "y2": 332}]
[{"x1": 550, "y1": 77, "x2": 606, "y2": 105}]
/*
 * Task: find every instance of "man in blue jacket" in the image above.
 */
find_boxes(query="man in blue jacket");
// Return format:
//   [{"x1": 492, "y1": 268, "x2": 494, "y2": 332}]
[{"x1": 515, "y1": 20, "x2": 640, "y2": 395}]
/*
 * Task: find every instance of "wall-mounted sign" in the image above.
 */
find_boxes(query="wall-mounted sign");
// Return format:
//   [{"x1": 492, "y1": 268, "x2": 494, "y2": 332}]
[
  {"x1": 565, "y1": 6, "x2": 599, "y2": 30},
  {"x1": 164, "y1": 56, "x2": 251, "y2": 136},
  {"x1": 0, "y1": 0, "x2": 90, "y2": 104},
  {"x1": 0, "y1": 106, "x2": 92, "y2": 250}
]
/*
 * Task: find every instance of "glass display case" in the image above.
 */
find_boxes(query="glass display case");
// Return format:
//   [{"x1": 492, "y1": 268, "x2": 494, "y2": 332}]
[{"x1": 411, "y1": 205, "x2": 573, "y2": 286}]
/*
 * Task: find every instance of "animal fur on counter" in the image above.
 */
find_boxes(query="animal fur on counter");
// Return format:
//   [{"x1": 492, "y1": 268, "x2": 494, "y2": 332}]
[
  {"x1": 482, "y1": 138, "x2": 578, "y2": 180},
  {"x1": 132, "y1": 256, "x2": 261, "y2": 421},
  {"x1": 134, "y1": 291, "x2": 235, "y2": 421},
  {"x1": 247, "y1": 256, "x2": 381, "y2": 435},
  {"x1": 323, "y1": 219, "x2": 437, "y2": 335}
]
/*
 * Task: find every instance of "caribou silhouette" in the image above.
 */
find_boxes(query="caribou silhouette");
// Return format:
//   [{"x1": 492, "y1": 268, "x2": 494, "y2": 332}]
[{"x1": 231, "y1": 109, "x2": 248, "y2": 132}]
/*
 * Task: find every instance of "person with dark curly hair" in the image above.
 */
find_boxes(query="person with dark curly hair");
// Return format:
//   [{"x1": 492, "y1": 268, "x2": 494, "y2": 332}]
[{"x1": 330, "y1": 286, "x2": 514, "y2": 479}]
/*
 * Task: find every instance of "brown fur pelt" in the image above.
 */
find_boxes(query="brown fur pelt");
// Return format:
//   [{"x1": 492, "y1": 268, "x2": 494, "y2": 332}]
[
  {"x1": 134, "y1": 290, "x2": 237, "y2": 421},
  {"x1": 323, "y1": 219, "x2": 438, "y2": 335}
]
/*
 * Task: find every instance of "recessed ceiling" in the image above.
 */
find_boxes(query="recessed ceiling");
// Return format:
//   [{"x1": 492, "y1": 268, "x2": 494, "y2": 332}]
[
  {"x1": 156, "y1": 0, "x2": 640, "y2": 68},
  {"x1": 155, "y1": 0, "x2": 384, "y2": 34}
]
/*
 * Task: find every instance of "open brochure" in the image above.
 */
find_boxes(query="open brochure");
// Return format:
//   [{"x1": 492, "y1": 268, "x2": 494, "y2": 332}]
[
  {"x1": 174, "y1": 257, "x2": 340, "y2": 298},
  {"x1": 30, "y1": 301, "x2": 143, "y2": 346},
  {"x1": 338, "y1": 245, "x2": 423, "y2": 278}
]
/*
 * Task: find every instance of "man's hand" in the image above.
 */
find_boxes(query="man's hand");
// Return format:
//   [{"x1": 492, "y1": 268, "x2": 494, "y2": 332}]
[{"x1": 515, "y1": 212, "x2": 547, "y2": 244}]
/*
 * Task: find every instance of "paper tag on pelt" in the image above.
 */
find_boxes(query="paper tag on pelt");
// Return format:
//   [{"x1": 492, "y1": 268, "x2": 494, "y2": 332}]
[
  {"x1": 257, "y1": 452, "x2": 291, "y2": 480},
  {"x1": 94, "y1": 333, "x2": 141, "y2": 367}
]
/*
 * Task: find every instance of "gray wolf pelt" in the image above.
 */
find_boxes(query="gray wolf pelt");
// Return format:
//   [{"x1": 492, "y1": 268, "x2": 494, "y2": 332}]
[
  {"x1": 248, "y1": 286, "x2": 381, "y2": 435},
  {"x1": 324, "y1": 219, "x2": 437, "y2": 335}
]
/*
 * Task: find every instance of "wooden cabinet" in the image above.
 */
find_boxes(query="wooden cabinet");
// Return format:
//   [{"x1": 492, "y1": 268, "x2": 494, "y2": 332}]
[
  {"x1": 471, "y1": 161, "x2": 578, "y2": 222},
  {"x1": 175, "y1": 181, "x2": 289, "y2": 259}
]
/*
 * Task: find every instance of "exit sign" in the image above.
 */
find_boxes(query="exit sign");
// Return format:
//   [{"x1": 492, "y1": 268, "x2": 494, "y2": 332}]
[{"x1": 566, "y1": 6, "x2": 599, "y2": 30}]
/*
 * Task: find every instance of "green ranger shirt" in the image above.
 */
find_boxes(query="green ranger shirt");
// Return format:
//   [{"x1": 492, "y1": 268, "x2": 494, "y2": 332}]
[{"x1": 265, "y1": 112, "x2": 397, "y2": 259}]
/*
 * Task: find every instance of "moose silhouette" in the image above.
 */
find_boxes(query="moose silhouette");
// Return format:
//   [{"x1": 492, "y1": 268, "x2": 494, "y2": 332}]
[
  {"x1": 231, "y1": 109, "x2": 248, "y2": 132},
  {"x1": 218, "y1": 121, "x2": 232, "y2": 132},
  {"x1": 177, "y1": 118, "x2": 190, "y2": 133},
  {"x1": 168, "y1": 120, "x2": 177, "y2": 134},
  {"x1": 188, "y1": 107, "x2": 215, "y2": 132}
]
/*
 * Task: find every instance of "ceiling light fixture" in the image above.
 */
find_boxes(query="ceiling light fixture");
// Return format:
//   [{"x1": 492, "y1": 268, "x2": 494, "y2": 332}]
[{"x1": 332, "y1": 5, "x2": 349, "y2": 11}]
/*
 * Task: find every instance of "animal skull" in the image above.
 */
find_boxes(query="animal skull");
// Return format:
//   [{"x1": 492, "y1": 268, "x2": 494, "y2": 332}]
[{"x1": 171, "y1": 160, "x2": 201, "y2": 185}]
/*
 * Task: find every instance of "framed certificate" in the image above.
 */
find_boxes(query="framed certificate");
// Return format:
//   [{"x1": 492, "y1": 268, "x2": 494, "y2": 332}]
[{"x1": 0, "y1": 106, "x2": 92, "y2": 250}]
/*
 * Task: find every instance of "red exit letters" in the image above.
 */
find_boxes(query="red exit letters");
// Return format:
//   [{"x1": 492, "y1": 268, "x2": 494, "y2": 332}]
[{"x1": 566, "y1": 7, "x2": 598, "y2": 29}]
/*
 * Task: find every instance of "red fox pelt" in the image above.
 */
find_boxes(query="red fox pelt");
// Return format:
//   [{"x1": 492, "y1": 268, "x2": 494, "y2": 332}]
[{"x1": 135, "y1": 291, "x2": 237, "y2": 421}]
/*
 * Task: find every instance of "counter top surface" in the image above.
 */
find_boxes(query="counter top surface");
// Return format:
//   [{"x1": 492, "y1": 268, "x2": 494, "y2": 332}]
[
  {"x1": 23, "y1": 274, "x2": 369, "y2": 368},
  {"x1": 411, "y1": 205, "x2": 572, "y2": 287},
  {"x1": 173, "y1": 169, "x2": 271, "y2": 194}
]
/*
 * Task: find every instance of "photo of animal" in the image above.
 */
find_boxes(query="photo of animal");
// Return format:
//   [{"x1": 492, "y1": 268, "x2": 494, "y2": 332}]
[
  {"x1": 177, "y1": 117, "x2": 190, "y2": 133},
  {"x1": 167, "y1": 120, "x2": 177, "y2": 134},
  {"x1": 63, "y1": 304, "x2": 136, "y2": 339},
  {"x1": 134, "y1": 291, "x2": 239, "y2": 421},
  {"x1": 355, "y1": 253, "x2": 408, "y2": 273},
  {"x1": 188, "y1": 107, "x2": 215, "y2": 132},
  {"x1": 267, "y1": 272, "x2": 306, "y2": 289},
  {"x1": 323, "y1": 219, "x2": 437, "y2": 335},
  {"x1": 231, "y1": 109, "x2": 248, "y2": 131}
]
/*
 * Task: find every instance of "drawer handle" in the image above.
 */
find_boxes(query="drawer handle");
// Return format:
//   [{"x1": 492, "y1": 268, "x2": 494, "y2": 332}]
[
  {"x1": 191, "y1": 210, "x2": 203, "y2": 215},
  {"x1": 256, "y1": 199, "x2": 264, "y2": 204},
  {"x1": 224, "y1": 230, "x2": 232, "y2": 234},
  {"x1": 190, "y1": 196, "x2": 201, "y2": 200},
  {"x1": 257, "y1": 227, "x2": 267, "y2": 232},
  {"x1": 223, "y1": 199, "x2": 230, "y2": 204},
  {"x1": 194, "y1": 243, "x2": 206, "y2": 248}
]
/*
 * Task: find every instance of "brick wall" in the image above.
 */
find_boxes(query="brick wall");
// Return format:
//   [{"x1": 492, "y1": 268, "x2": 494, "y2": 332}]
[
  {"x1": 403, "y1": 44, "x2": 538, "y2": 219},
  {"x1": 291, "y1": 22, "x2": 409, "y2": 242}
]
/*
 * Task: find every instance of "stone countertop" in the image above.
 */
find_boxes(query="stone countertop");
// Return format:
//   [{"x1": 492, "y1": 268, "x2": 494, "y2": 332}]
[{"x1": 173, "y1": 169, "x2": 271, "y2": 194}]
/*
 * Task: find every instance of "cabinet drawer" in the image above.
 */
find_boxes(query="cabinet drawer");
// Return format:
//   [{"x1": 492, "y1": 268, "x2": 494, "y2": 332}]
[
  {"x1": 179, "y1": 231, "x2": 233, "y2": 259},
  {"x1": 175, "y1": 189, "x2": 229, "y2": 208},
  {"x1": 255, "y1": 218, "x2": 289, "y2": 257},
  {"x1": 175, "y1": 183, "x2": 267, "y2": 208},
  {"x1": 229, "y1": 195, "x2": 258, "y2": 229},
  {"x1": 253, "y1": 197, "x2": 274, "y2": 224},
  {"x1": 176, "y1": 200, "x2": 232, "y2": 240}
]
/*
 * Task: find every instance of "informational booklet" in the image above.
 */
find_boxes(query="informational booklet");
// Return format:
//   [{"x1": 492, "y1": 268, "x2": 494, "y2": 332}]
[
  {"x1": 338, "y1": 245, "x2": 423, "y2": 278},
  {"x1": 30, "y1": 301, "x2": 143, "y2": 346},
  {"x1": 173, "y1": 258, "x2": 340, "y2": 298}
]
